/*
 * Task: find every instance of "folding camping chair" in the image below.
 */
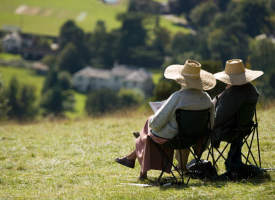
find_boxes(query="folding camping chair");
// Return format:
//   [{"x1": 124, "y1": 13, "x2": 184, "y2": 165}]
[
  {"x1": 149, "y1": 109, "x2": 211, "y2": 185},
  {"x1": 207, "y1": 103, "x2": 262, "y2": 173}
]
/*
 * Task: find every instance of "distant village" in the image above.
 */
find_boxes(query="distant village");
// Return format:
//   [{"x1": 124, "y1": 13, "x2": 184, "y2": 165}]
[{"x1": 0, "y1": 27, "x2": 154, "y2": 96}]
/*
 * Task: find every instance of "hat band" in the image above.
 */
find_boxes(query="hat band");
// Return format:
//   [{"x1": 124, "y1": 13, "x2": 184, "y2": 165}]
[{"x1": 181, "y1": 73, "x2": 200, "y2": 77}]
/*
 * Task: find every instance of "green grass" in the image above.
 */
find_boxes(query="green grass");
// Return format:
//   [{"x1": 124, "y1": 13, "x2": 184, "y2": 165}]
[
  {"x1": 0, "y1": 65, "x2": 44, "y2": 96},
  {"x1": 0, "y1": 106, "x2": 274, "y2": 199},
  {"x1": 0, "y1": 65, "x2": 87, "y2": 118},
  {"x1": 0, "y1": 0, "x2": 128, "y2": 35},
  {"x1": 0, "y1": 0, "x2": 190, "y2": 36},
  {"x1": 0, "y1": 53, "x2": 21, "y2": 61}
]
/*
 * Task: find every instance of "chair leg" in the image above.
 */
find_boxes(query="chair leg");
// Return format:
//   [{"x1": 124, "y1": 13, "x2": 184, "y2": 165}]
[
  {"x1": 212, "y1": 143, "x2": 229, "y2": 166},
  {"x1": 256, "y1": 126, "x2": 262, "y2": 168},
  {"x1": 244, "y1": 128, "x2": 256, "y2": 166}
]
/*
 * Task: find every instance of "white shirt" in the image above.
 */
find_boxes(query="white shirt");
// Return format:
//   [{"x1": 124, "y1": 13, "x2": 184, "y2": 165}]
[{"x1": 149, "y1": 88, "x2": 214, "y2": 139}]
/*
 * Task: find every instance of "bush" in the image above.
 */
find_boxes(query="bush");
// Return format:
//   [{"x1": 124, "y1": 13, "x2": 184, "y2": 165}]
[
  {"x1": 85, "y1": 89, "x2": 120, "y2": 115},
  {"x1": 85, "y1": 88, "x2": 143, "y2": 115},
  {"x1": 118, "y1": 89, "x2": 143, "y2": 107},
  {"x1": 153, "y1": 77, "x2": 180, "y2": 101}
]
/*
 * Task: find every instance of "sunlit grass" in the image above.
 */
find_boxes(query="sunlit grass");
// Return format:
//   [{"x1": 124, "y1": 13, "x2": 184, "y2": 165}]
[{"x1": 0, "y1": 106, "x2": 274, "y2": 199}]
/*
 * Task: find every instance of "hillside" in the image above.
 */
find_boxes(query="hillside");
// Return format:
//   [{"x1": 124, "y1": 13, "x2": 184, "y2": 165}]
[
  {"x1": 0, "y1": 106, "x2": 274, "y2": 199},
  {"x1": 0, "y1": 0, "x2": 189, "y2": 35}
]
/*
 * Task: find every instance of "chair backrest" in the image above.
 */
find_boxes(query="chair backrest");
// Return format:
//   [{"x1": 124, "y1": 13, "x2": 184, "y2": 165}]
[
  {"x1": 236, "y1": 102, "x2": 256, "y2": 127},
  {"x1": 215, "y1": 103, "x2": 257, "y2": 143},
  {"x1": 168, "y1": 109, "x2": 210, "y2": 149}
]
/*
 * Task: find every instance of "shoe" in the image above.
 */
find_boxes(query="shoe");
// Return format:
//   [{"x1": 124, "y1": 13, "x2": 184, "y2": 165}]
[
  {"x1": 115, "y1": 157, "x2": 135, "y2": 168},
  {"x1": 133, "y1": 132, "x2": 140, "y2": 138},
  {"x1": 139, "y1": 171, "x2": 147, "y2": 180}
]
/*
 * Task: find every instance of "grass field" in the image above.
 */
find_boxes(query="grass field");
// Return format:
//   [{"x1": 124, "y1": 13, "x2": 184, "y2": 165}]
[
  {"x1": 0, "y1": 0, "x2": 189, "y2": 35},
  {"x1": 0, "y1": 105, "x2": 274, "y2": 199}
]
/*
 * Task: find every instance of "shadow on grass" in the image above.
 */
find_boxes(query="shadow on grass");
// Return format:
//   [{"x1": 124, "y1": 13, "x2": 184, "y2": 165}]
[{"x1": 136, "y1": 171, "x2": 272, "y2": 190}]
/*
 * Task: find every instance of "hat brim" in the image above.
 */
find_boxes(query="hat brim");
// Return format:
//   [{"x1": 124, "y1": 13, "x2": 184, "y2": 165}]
[
  {"x1": 164, "y1": 64, "x2": 216, "y2": 91},
  {"x1": 214, "y1": 69, "x2": 264, "y2": 85}
]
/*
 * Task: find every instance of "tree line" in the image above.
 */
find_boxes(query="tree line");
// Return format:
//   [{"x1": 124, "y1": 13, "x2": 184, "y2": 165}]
[{"x1": 1, "y1": 0, "x2": 275, "y2": 120}]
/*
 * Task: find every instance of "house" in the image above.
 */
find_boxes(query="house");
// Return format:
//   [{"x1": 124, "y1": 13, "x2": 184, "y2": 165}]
[
  {"x1": 2, "y1": 31, "x2": 22, "y2": 53},
  {"x1": 72, "y1": 65, "x2": 154, "y2": 96}
]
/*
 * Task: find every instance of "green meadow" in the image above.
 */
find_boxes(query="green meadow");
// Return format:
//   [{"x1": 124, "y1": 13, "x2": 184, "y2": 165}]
[
  {"x1": 0, "y1": 0, "x2": 189, "y2": 35},
  {"x1": 0, "y1": 105, "x2": 274, "y2": 199}
]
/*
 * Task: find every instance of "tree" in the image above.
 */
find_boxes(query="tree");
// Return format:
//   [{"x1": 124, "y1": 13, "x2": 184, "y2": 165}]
[
  {"x1": 171, "y1": 33, "x2": 198, "y2": 55},
  {"x1": 59, "y1": 20, "x2": 85, "y2": 50},
  {"x1": 58, "y1": 71, "x2": 72, "y2": 91},
  {"x1": 57, "y1": 42, "x2": 84, "y2": 74},
  {"x1": 87, "y1": 20, "x2": 116, "y2": 68},
  {"x1": 249, "y1": 38, "x2": 275, "y2": 74},
  {"x1": 0, "y1": 76, "x2": 9, "y2": 119},
  {"x1": 59, "y1": 20, "x2": 89, "y2": 64},
  {"x1": 41, "y1": 68, "x2": 75, "y2": 115},
  {"x1": 152, "y1": 26, "x2": 171, "y2": 58},
  {"x1": 190, "y1": 1, "x2": 219, "y2": 28},
  {"x1": 116, "y1": 12, "x2": 148, "y2": 66},
  {"x1": 5, "y1": 77, "x2": 38, "y2": 120},
  {"x1": 168, "y1": 0, "x2": 202, "y2": 15},
  {"x1": 214, "y1": 0, "x2": 230, "y2": 11},
  {"x1": 236, "y1": 0, "x2": 271, "y2": 37},
  {"x1": 249, "y1": 38, "x2": 275, "y2": 98},
  {"x1": 40, "y1": 87, "x2": 74, "y2": 115},
  {"x1": 17, "y1": 85, "x2": 38, "y2": 120},
  {"x1": 42, "y1": 67, "x2": 59, "y2": 93},
  {"x1": 6, "y1": 77, "x2": 20, "y2": 118}
]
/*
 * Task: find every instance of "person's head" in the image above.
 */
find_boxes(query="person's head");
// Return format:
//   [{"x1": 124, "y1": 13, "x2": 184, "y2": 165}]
[
  {"x1": 164, "y1": 59, "x2": 216, "y2": 91},
  {"x1": 214, "y1": 59, "x2": 264, "y2": 86}
]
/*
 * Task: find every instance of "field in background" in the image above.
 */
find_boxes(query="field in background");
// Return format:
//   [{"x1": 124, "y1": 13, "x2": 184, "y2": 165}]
[
  {"x1": 0, "y1": 65, "x2": 86, "y2": 118},
  {"x1": 0, "y1": 105, "x2": 274, "y2": 199},
  {"x1": 0, "y1": 0, "x2": 189, "y2": 35}
]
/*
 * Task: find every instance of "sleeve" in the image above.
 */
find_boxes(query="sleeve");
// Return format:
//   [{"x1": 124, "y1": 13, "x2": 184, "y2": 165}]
[{"x1": 149, "y1": 92, "x2": 179, "y2": 132}]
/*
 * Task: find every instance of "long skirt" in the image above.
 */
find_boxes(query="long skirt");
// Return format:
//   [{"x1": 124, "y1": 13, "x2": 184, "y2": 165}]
[{"x1": 136, "y1": 118, "x2": 174, "y2": 174}]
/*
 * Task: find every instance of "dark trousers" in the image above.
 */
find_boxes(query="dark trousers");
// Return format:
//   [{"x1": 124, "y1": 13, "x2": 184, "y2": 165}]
[{"x1": 225, "y1": 139, "x2": 243, "y2": 171}]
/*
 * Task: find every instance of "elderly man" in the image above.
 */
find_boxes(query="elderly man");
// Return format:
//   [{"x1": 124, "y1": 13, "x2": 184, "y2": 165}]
[{"x1": 212, "y1": 59, "x2": 264, "y2": 177}]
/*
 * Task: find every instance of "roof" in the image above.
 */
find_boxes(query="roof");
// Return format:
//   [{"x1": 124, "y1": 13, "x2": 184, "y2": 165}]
[
  {"x1": 32, "y1": 62, "x2": 49, "y2": 71},
  {"x1": 111, "y1": 65, "x2": 134, "y2": 77},
  {"x1": 125, "y1": 69, "x2": 152, "y2": 82},
  {"x1": 74, "y1": 67, "x2": 111, "y2": 79}
]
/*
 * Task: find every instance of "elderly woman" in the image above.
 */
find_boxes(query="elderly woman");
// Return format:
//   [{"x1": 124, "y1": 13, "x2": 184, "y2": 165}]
[{"x1": 115, "y1": 59, "x2": 216, "y2": 179}]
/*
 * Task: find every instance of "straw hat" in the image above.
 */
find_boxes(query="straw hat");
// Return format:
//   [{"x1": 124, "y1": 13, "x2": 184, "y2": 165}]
[
  {"x1": 164, "y1": 59, "x2": 216, "y2": 90},
  {"x1": 214, "y1": 59, "x2": 264, "y2": 85}
]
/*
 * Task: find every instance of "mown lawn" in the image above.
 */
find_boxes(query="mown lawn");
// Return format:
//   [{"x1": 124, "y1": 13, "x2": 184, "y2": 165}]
[{"x1": 0, "y1": 106, "x2": 274, "y2": 199}]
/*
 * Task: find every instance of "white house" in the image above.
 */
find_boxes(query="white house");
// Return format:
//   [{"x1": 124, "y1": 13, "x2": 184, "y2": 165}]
[
  {"x1": 72, "y1": 65, "x2": 154, "y2": 95},
  {"x1": 2, "y1": 31, "x2": 22, "y2": 53}
]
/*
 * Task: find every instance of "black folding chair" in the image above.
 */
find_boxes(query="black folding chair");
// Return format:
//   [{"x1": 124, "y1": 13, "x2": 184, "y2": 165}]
[
  {"x1": 207, "y1": 103, "x2": 261, "y2": 172},
  {"x1": 149, "y1": 109, "x2": 211, "y2": 185}
]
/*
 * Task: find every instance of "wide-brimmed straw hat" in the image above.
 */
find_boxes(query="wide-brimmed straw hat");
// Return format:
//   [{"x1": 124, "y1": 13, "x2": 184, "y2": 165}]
[
  {"x1": 214, "y1": 59, "x2": 264, "y2": 85},
  {"x1": 164, "y1": 59, "x2": 216, "y2": 90}
]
